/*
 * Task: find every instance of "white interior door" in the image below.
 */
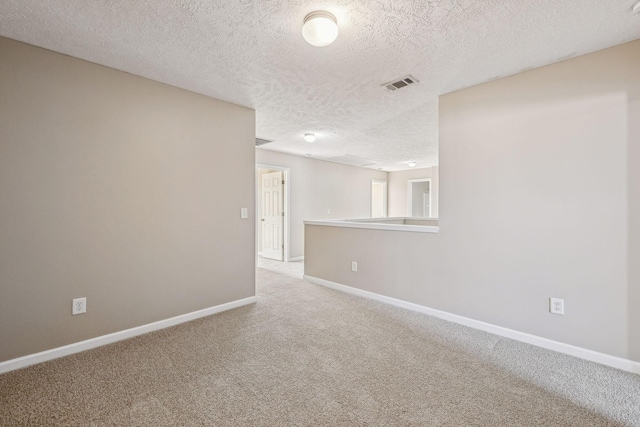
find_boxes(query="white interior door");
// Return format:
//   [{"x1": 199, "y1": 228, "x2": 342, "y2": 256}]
[
  {"x1": 261, "y1": 171, "x2": 284, "y2": 261},
  {"x1": 423, "y1": 193, "x2": 431, "y2": 218},
  {"x1": 407, "y1": 179, "x2": 431, "y2": 217}
]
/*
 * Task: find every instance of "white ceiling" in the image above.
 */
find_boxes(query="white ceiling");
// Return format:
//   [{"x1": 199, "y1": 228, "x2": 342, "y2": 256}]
[{"x1": 1, "y1": 1, "x2": 639, "y2": 171}]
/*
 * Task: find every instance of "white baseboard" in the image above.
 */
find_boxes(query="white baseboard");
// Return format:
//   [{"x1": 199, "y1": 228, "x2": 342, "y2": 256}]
[
  {"x1": 303, "y1": 275, "x2": 640, "y2": 375},
  {"x1": 0, "y1": 296, "x2": 258, "y2": 375},
  {"x1": 288, "y1": 256, "x2": 304, "y2": 262}
]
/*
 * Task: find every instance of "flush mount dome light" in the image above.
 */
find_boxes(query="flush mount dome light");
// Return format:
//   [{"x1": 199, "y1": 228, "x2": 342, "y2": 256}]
[
  {"x1": 408, "y1": 161, "x2": 417, "y2": 168},
  {"x1": 304, "y1": 133, "x2": 316, "y2": 142},
  {"x1": 302, "y1": 11, "x2": 338, "y2": 47}
]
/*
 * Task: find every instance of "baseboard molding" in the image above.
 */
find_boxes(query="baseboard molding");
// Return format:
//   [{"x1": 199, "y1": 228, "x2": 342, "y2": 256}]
[
  {"x1": 288, "y1": 256, "x2": 304, "y2": 262},
  {"x1": 303, "y1": 275, "x2": 640, "y2": 375},
  {"x1": 0, "y1": 296, "x2": 258, "y2": 375}
]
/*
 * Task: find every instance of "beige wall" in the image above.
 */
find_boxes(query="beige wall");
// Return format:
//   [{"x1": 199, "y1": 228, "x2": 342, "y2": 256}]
[
  {"x1": 256, "y1": 149, "x2": 388, "y2": 259},
  {"x1": 306, "y1": 40, "x2": 640, "y2": 361},
  {"x1": 305, "y1": 224, "x2": 440, "y2": 305},
  {"x1": 0, "y1": 37, "x2": 256, "y2": 362},
  {"x1": 388, "y1": 167, "x2": 439, "y2": 217},
  {"x1": 630, "y1": 52, "x2": 640, "y2": 362}
]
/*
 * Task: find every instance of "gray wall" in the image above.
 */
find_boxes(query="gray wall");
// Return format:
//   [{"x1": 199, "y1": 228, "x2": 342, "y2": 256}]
[
  {"x1": 256, "y1": 149, "x2": 388, "y2": 259},
  {"x1": 388, "y1": 167, "x2": 439, "y2": 217},
  {"x1": 0, "y1": 37, "x2": 256, "y2": 362},
  {"x1": 306, "y1": 40, "x2": 640, "y2": 361}
]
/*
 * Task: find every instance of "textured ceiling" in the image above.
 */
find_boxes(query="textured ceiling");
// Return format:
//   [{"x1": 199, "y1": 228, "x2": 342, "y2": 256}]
[{"x1": 1, "y1": 1, "x2": 639, "y2": 170}]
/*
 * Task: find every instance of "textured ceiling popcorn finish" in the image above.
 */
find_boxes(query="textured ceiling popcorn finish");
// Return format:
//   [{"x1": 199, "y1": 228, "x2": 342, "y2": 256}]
[{"x1": 0, "y1": 1, "x2": 638, "y2": 170}]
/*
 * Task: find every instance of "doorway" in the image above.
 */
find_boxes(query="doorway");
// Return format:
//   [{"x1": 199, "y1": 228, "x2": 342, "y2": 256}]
[
  {"x1": 407, "y1": 179, "x2": 431, "y2": 217},
  {"x1": 371, "y1": 179, "x2": 387, "y2": 218},
  {"x1": 256, "y1": 165, "x2": 290, "y2": 262}
]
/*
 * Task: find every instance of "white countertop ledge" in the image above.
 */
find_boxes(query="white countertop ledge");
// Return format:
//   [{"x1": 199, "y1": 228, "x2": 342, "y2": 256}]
[{"x1": 304, "y1": 219, "x2": 439, "y2": 234}]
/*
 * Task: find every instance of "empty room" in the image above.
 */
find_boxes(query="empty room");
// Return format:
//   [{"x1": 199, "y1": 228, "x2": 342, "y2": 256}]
[{"x1": 1, "y1": 1, "x2": 639, "y2": 426}]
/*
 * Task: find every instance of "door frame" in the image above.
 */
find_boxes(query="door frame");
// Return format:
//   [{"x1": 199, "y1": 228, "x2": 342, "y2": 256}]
[
  {"x1": 256, "y1": 164, "x2": 291, "y2": 262},
  {"x1": 407, "y1": 178, "x2": 432, "y2": 218},
  {"x1": 371, "y1": 179, "x2": 388, "y2": 218}
]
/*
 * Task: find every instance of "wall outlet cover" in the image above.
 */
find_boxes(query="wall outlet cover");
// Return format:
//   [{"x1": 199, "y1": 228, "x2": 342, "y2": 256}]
[
  {"x1": 549, "y1": 297, "x2": 564, "y2": 315},
  {"x1": 72, "y1": 297, "x2": 87, "y2": 315}
]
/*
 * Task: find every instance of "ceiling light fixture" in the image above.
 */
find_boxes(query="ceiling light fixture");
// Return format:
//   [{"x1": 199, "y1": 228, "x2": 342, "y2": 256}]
[
  {"x1": 302, "y1": 11, "x2": 338, "y2": 47},
  {"x1": 633, "y1": 0, "x2": 640, "y2": 14},
  {"x1": 408, "y1": 161, "x2": 417, "y2": 168},
  {"x1": 304, "y1": 133, "x2": 316, "y2": 143}
]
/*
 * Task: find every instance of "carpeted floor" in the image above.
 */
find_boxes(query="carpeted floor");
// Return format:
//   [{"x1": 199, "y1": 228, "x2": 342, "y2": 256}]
[{"x1": 1, "y1": 260, "x2": 639, "y2": 426}]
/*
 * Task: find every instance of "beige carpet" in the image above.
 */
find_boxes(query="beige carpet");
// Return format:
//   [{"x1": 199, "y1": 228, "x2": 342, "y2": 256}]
[{"x1": 1, "y1": 262, "x2": 639, "y2": 426}]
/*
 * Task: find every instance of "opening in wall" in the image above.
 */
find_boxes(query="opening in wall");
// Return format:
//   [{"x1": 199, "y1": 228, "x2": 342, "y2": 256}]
[
  {"x1": 256, "y1": 164, "x2": 290, "y2": 262},
  {"x1": 407, "y1": 178, "x2": 431, "y2": 218},
  {"x1": 371, "y1": 179, "x2": 388, "y2": 218}
]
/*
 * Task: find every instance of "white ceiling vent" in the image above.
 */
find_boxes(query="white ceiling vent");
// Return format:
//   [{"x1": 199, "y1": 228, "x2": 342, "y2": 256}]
[
  {"x1": 324, "y1": 154, "x2": 380, "y2": 168},
  {"x1": 382, "y1": 75, "x2": 419, "y2": 92},
  {"x1": 255, "y1": 137, "x2": 274, "y2": 147}
]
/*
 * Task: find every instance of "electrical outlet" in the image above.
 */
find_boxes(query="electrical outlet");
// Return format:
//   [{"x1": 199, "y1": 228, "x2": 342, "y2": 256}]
[
  {"x1": 240, "y1": 207, "x2": 248, "y2": 219},
  {"x1": 351, "y1": 261, "x2": 358, "y2": 272},
  {"x1": 327, "y1": 209, "x2": 331, "y2": 214},
  {"x1": 72, "y1": 297, "x2": 87, "y2": 315},
  {"x1": 549, "y1": 297, "x2": 564, "y2": 315}
]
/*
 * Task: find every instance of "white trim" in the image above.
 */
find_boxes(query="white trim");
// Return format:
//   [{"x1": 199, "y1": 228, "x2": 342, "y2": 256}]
[
  {"x1": 303, "y1": 275, "x2": 640, "y2": 375},
  {"x1": 407, "y1": 178, "x2": 432, "y2": 218},
  {"x1": 288, "y1": 256, "x2": 305, "y2": 262},
  {"x1": 257, "y1": 164, "x2": 291, "y2": 262},
  {"x1": 0, "y1": 296, "x2": 257, "y2": 374},
  {"x1": 304, "y1": 219, "x2": 439, "y2": 233}
]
